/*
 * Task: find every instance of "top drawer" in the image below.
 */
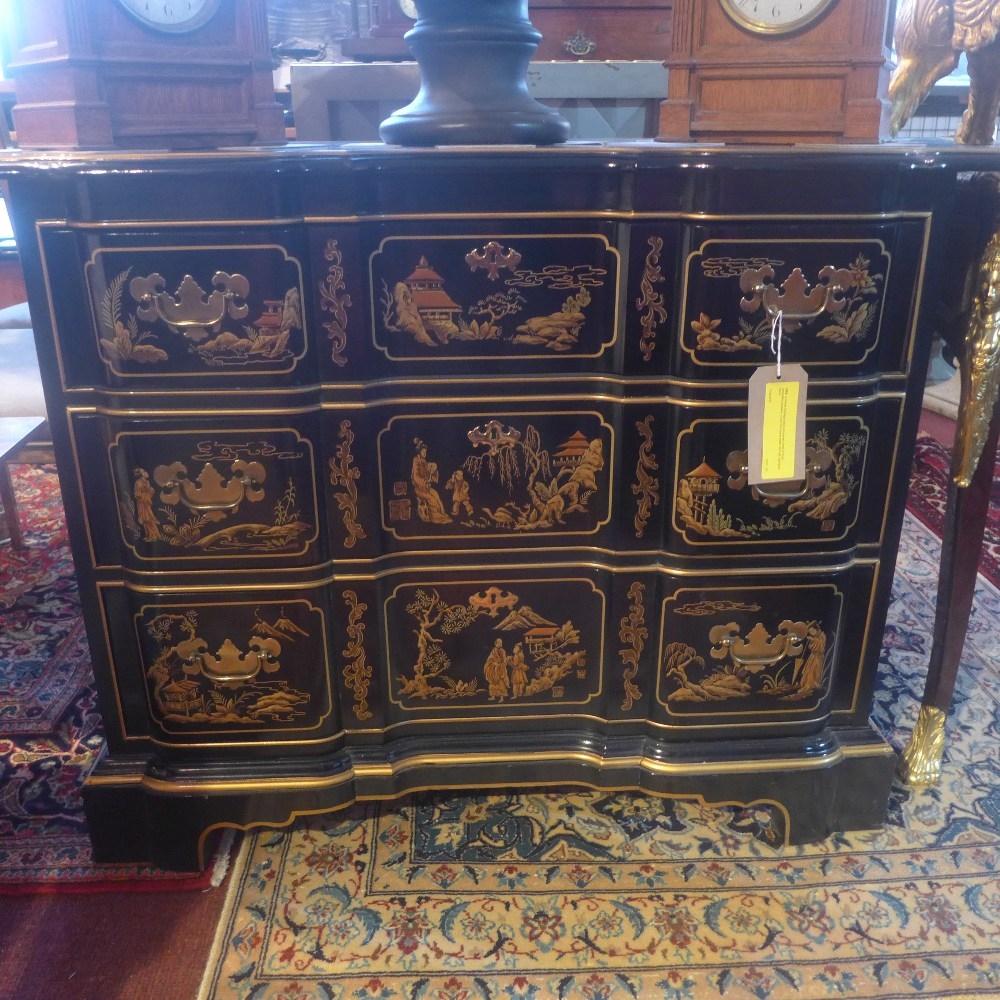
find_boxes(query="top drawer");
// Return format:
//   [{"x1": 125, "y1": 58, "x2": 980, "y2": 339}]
[{"x1": 37, "y1": 214, "x2": 930, "y2": 390}]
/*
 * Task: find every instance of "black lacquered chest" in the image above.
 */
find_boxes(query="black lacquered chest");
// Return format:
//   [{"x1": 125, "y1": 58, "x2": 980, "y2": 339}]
[{"x1": 3, "y1": 142, "x2": 988, "y2": 869}]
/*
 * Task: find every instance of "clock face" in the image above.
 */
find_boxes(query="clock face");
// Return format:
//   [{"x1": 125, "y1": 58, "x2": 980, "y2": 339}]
[
  {"x1": 115, "y1": 0, "x2": 223, "y2": 32},
  {"x1": 719, "y1": 0, "x2": 837, "y2": 34}
]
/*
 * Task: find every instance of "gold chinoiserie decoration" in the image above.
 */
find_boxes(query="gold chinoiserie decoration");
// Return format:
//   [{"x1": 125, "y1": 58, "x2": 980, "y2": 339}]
[
  {"x1": 618, "y1": 581, "x2": 647, "y2": 711},
  {"x1": 145, "y1": 608, "x2": 312, "y2": 726},
  {"x1": 955, "y1": 231, "x2": 1000, "y2": 487},
  {"x1": 632, "y1": 415, "x2": 660, "y2": 539},
  {"x1": 898, "y1": 704, "x2": 947, "y2": 786},
  {"x1": 329, "y1": 420, "x2": 367, "y2": 549},
  {"x1": 342, "y1": 590, "x2": 373, "y2": 722},
  {"x1": 636, "y1": 236, "x2": 668, "y2": 362},
  {"x1": 98, "y1": 264, "x2": 303, "y2": 371},
  {"x1": 320, "y1": 238, "x2": 352, "y2": 366},
  {"x1": 664, "y1": 620, "x2": 828, "y2": 704}
]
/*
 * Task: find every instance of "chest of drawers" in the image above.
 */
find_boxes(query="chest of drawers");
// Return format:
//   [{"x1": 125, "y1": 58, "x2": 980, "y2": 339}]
[{"x1": 4, "y1": 143, "x2": 992, "y2": 870}]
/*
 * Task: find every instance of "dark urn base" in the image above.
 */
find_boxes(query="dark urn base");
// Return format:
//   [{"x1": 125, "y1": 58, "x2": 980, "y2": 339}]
[{"x1": 379, "y1": 0, "x2": 570, "y2": 147}]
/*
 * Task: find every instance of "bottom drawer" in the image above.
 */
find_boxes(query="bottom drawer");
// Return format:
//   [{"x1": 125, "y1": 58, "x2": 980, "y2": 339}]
[{"x1": 337, "y1": 560, "x2": 880, "y2": 738}]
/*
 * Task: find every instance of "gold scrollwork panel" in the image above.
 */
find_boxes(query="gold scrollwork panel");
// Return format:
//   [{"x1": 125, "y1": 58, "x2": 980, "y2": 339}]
[
  {"x1": 74, "y1": 240, "x2": 310, "y2": 382},
  {"x1": 375, "y1": 409, "x2": 615, "y2": 543},
  {"x1": 675, "y1": 222, "x2": 930, "y2": 378}
]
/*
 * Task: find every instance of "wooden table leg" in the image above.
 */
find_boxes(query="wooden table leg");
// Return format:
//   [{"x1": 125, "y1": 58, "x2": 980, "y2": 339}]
[
  {"x1": 899, "y1": 231, "x2": 1000, "y2": 787},
  {"x1": 0, "y1": 459, "x2": 25, "y2": 549}
]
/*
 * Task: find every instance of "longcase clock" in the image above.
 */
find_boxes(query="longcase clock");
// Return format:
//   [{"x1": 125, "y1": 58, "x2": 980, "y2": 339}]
[
  {"x1": 659, "y1": 0, "x2": 894, "y2": 143},
  {"x1": 7, "y1": 0, "x2": 285, "y2": 149}
]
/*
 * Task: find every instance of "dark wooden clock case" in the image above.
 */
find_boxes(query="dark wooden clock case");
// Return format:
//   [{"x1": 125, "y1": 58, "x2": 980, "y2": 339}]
[
  {"x1": 6, "y1": 0, "x2": 284, "y2": 149},
  {"x1": 659, "y1": 0, "x2": 894, "y2": 143},
  {"x1": 3, "y1": 142, "x2": 996, "y2": 870}
]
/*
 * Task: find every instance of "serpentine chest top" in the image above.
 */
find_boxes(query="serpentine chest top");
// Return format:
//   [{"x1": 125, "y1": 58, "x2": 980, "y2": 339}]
[{"x1": 4, "y1": 142, "x2": 993, "y2": 869}]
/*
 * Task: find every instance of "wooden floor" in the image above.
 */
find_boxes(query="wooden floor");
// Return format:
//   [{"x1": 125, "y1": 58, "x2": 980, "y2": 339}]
[{"x1": 0, "y1": 885, "x2": 230, "y2": 1000}]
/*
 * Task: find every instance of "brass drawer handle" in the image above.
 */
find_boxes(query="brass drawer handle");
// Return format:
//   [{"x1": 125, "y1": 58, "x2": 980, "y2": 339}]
[
  {"x1": 709, "y1": 621, "x2": 808, "y2": 671},
  {"x1": 563, "y1": 30, "x2": 597, "y2": 57},
  {"x1": 130, "y1": 271, "x2": 250, "y2": 343},
  {"x1": 740, "y1": 264, "x2": 853, "y2": 328},
  {"x1": 735, "y1": 462, "x2": 827, "y2": 502}
]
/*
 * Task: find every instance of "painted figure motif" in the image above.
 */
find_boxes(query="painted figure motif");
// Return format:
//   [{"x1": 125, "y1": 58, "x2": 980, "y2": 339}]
[
  {"x1": 133, "y1": 468, "x2": 162, "y2": 541},
  {"x1": 143, "y1": 606, "x2": 313, "y2": 726},
  {"x1": 120, "y1": 441, "x2": 312, "y2": 555},
  {"x1": 396, "y1": 587, "x2": 588, "y2": 705},
  {"x1": 411, "y1": 438, "x2": 452, "y2": 524},
  {"x1": 663, "y1": 620, "x2": 830, "y2": 706},
  {"x1": 388, "y1": 418, "x2": 608, "y2": 536}
]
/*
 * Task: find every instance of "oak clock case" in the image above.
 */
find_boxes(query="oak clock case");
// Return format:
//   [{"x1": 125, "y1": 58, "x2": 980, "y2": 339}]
[
  {"x1": 659, "y1": 0, "x2": 893, "y2": 143},
  {"x1": 2, "y1": 143, "x2": 982, "y2": 870},
  {"x1": 6, "y1": 0, "x2": 284, "y2": 149}
]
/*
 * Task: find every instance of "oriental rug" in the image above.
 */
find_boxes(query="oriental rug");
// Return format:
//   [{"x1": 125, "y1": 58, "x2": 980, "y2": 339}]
[
  {"x1": 0, "y1": 464, "x2": 232, "y2": 892},
  {"x1": 908, "y1": 433, "x2": 1000, "y2": 588},
  {"x1": 199, "y1": 509, "x2": 1000, "y2": 1000}
]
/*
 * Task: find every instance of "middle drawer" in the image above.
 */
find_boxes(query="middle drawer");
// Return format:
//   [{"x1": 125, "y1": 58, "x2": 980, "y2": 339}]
[{"x1": 69, "y1": 393, "x2": 902, "y2": 569}]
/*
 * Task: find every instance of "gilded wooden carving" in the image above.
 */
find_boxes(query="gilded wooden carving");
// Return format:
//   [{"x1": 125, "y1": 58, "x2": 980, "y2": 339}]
[
  {"x1": 955, "y1": 230, "x2": 1000, "y2": 486},
  {"x1": 898, "y1": 704, "x2": 947, "y2": 786},
  {"x1": 342, "y1": 590, "x2": 373, "y2": 722},
  {"x1": 379, "y1": 413, "x2": 612, "y2": 539},
  {"x1": 618, "y1": 581, "x2": 647, "y2": 711},
  {"x1": 371, "y1": 234, "x2": 618, "y2": 359},
  {"x1": 890, "y1": 0, "x2": 1000, "y2": 145},
  {"x1": 631, "y1": 414, "x2": 660, "y2": 539},
  {"x1": 320, "y1": 238, "x2": 352, "y2": 367},
  {"x1": 329, "y1": 419, "x2": 367, "y2": 548},
  {"x1": 636, "y1": 235, "x2": 668, "y2": 362}
]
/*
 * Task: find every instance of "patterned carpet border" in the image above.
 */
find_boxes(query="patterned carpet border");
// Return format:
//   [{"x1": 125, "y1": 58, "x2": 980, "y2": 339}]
[{"x1": 907, "y1": 433, "x2": 1000, "y2": 587}]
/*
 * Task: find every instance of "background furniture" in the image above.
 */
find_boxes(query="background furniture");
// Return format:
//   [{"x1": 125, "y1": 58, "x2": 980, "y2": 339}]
[
  {"x1": 0, "y1": 416, "x2": 46, "y2": 548},
  {"x1": 341, "y1": 0, "x2": 673, "y2": 62},
  {"x1": 5, "y1": 0, "x2": 283, "y2": 149},
  {"x1": 292, "y1": 60, "x2": 668, "y2": 140},
  {"x1": 3, "y1": 142, "x2": 996, "y2": 871}
]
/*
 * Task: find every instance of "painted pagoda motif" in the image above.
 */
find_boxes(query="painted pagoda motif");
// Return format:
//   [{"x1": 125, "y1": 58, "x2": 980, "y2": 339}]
[{"x1": 373, "y1": 235, "x2": 616, "y2": 358}]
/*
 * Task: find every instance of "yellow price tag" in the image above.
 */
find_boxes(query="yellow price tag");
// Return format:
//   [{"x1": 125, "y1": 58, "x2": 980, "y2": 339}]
[{"x1": 760, "y1": 380, "x2": 799, "y2": 481}]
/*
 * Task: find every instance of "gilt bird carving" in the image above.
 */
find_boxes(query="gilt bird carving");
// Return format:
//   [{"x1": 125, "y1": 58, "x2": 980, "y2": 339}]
[{"x1": 889, "y1": 0, "x2": 1000, "y2": 144}]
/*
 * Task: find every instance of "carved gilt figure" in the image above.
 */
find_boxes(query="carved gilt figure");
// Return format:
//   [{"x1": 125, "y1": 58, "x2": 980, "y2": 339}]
[{"x1": 889, "y1": 0, "x2": 1000, "y2": 144}]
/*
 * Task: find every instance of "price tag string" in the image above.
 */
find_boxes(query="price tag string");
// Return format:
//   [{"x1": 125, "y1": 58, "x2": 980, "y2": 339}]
[{"x1": 770, "y1": 308, "x2": 784, "y2": 380}]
